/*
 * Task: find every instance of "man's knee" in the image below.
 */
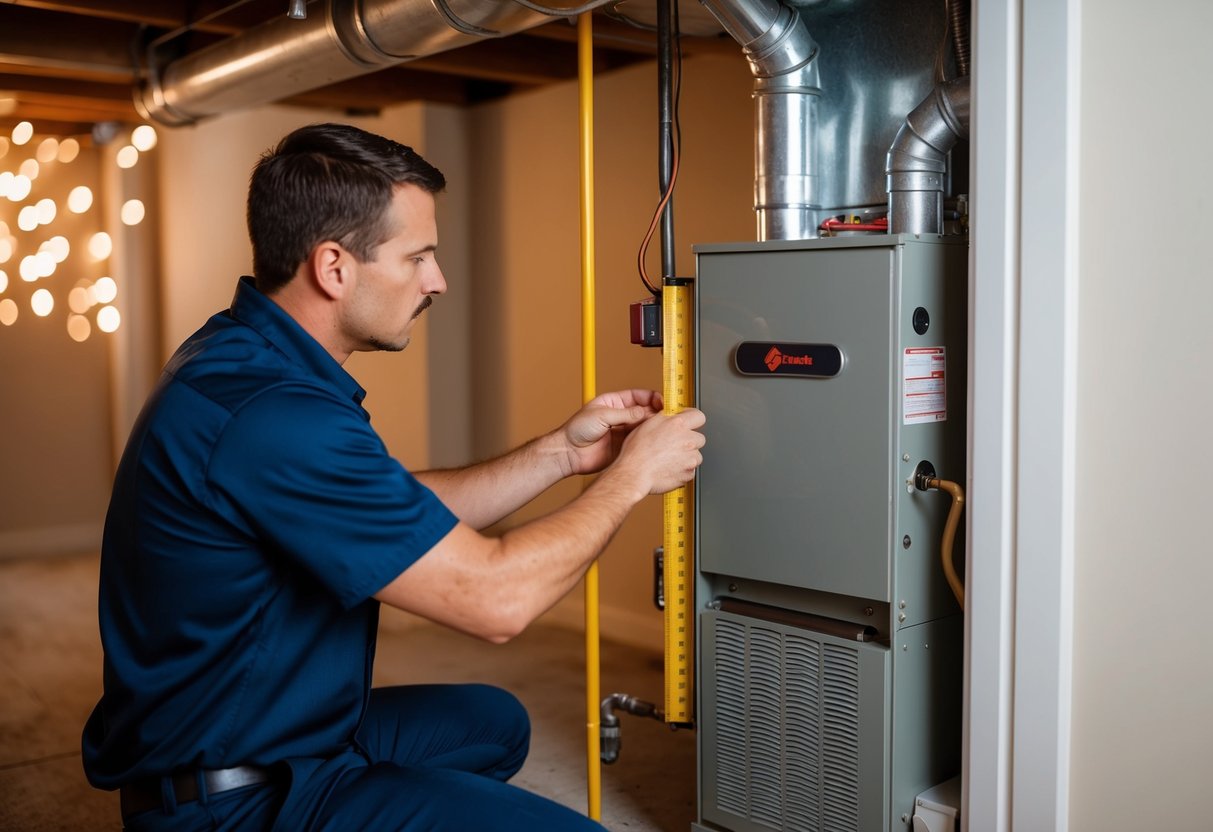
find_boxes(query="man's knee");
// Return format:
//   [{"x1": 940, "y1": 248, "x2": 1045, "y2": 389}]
[{"x1": 464, "y1": 684, "x2": 530, "y2": 779}]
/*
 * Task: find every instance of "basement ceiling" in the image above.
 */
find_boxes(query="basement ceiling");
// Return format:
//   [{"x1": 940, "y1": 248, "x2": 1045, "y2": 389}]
[{"x1": 0, "y1": 0, "x2": 735, "y2": 139}]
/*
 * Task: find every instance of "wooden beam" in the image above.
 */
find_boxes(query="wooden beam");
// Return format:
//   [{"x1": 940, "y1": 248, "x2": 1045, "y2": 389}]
[
  {"x1": 0, "y1": 97, "x2": 136, "y2": 124},
  {"x1": 529, "y1": 15, "x2": 738, "y2": 58},
  {"x1": 410, "y1": 38, "x2": 578, "y2": 85},
  {"x1": 0, "y1": 115, "x2": 96, "y2": 137},
  {"x1": 0, "y1": 0, "x2": 283, "y2": 35},
  {"x1": 0, "y1": 74, "x2": 133, "y2": 104},
  {"x1": 0, "y1": 5, "x2": 141, "y2": 80},
  {"x1": 282, "y1": 67, "x2": 482, "y2": 110}
]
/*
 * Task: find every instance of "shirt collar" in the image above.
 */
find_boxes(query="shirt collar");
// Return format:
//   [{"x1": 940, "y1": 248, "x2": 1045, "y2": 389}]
[{"x1": 229, "y1": 276, "x2": 367, "y2": 405}]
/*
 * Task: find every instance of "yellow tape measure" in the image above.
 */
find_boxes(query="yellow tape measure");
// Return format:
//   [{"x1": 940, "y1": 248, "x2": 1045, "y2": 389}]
[{"x1": 662, "y1": 279, "x2": 694, "y2": 725}]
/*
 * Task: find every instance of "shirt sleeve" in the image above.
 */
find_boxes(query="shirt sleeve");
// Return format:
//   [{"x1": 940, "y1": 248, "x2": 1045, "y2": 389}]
[{"x1": 206, "y1": 383, "x2": 458, "y2": 610}]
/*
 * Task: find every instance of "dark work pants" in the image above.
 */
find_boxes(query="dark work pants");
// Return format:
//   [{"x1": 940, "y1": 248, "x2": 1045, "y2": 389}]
[{"x1": 122, "y1": 684, "x2": 606, "y2": 832}]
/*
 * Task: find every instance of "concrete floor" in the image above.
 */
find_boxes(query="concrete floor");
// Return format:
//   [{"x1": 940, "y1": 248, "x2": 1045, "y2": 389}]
[{"x1": 0, "y1": 552, "x2": 696, "y2": 831}]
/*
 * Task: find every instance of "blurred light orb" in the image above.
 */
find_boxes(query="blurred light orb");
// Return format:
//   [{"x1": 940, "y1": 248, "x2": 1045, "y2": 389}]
[
  {"x1": 0, "y1": 171, "x2": 12, "y2": 198},
  {"x1": 19, "y1": 255, "x2": 39, "y2": 281},
  {"x1": 33, "y1": 250, "x2": 55, "y2": 278},
  {"x1": 0, "y1": 298, "x2": 17, "y2": 325},
  {"x1": 35, "y1": 198, "x2": 56, "y2": 225},
  {"x1": 0, "y1": 269, "x2": 7, "y2": 293},
  {"x1": 12, "y1": 121, "x2": 33, "y2": 146},
  {"x1": 8, "y1": 174, "x2": 31, "y2": 202},
  {"x1": 31, "y1": 288, "x2": 54, "y2": 317},
  {"x1": 19, "y1": 158, "x2": 39, "y2": 180},
  {"x1": 88, "y1": 232, "x2": 113, "y2": 260},
  {"x1": 68, "y1": 186, "x2": 93, "y2": 213},
  {"x1": 44, "y1": 235, "x2": 70, "y2": 262},
  {"x1": 93, "y1": 276, "x2": 118, "y2": 304},
  {"x1": 69, "y1": 286, "x2": 91, "y2": 313},
  {"x1": 116, "y1": 145, "x2": 139, "y2": 169},
  {"x1": 0, "y1": 136, "x2": 8, "y2": 158},
  {"x1": 68, "y1": 314, "x2": 91, "y2": 342},
  {"x1": 58, "y1": 138, "x2": 80, "y2": 163},
  {"x1": 97, "y1": 304, "x2": 121, "y2": 333},
  {"x1": 36, "y1": 137, "x2": 59, "y2": 163},
  {"x1": 0, "y1": 237, "x2": 11, "y2": 264},
  {"x1": 17, "y1": 206, "x2": 38, "y2": 232},
  {"x1": 131, "y1": 125, "x2": 158, "y2": 151},
  {"x1": 120, "y1": 199, "x2": 145, "y2": 226}
]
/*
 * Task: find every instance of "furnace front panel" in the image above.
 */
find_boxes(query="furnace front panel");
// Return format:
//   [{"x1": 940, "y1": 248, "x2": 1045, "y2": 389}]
[{"x1": 693, "y1": 236, "x2": 967, "y2": 832}]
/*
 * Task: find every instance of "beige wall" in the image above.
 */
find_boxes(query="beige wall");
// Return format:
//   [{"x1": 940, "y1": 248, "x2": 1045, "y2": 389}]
[
  {"x1": 1070, "y1": 1, "x2": 1213, "y2": 827},
  {"x1": 156, "y1": 104, "x2": 466, "y2": 470},
  {"x1": 0, "y1": 140, "x2": 114, "y2": 557},
  {"x1": 467, "y1": 53, "x2": 753, "y2": 645}
]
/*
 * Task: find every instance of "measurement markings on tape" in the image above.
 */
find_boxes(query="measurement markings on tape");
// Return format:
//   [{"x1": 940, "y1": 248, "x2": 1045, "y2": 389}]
[{"x1": 662, "y1": 280, "x2": 694, "y2": 725}]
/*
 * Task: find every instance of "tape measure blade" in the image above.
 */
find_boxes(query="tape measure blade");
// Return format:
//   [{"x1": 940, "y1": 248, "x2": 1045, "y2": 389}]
[{"x1": 661, "y1": 283, "x2": 694, "y2": 724}]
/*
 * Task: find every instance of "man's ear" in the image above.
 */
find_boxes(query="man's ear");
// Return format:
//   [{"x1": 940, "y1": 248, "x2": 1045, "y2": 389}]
[{"x1": 310, "y1": 241, "x2": 351, "y2": 301}]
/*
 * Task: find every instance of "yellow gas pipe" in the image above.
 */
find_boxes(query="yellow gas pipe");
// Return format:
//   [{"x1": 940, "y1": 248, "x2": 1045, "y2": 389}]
[{"x1": 577, "y1": 12, "x2": 603, "y2": 823}]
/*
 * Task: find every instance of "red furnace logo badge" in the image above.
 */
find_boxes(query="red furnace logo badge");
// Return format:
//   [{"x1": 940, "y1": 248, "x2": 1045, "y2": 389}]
[{"x1": 764, "y1": 345, "x2": 813, "y2": 371}]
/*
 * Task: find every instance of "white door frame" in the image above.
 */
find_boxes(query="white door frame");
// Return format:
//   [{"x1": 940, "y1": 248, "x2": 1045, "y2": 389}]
[{"x1": 966, "y1": 0, "x2": 1080, "y2": 829}]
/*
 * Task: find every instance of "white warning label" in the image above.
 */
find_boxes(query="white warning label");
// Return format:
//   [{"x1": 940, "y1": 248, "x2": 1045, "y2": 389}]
[{"x1": 903, "y1": 347, "x2": 947, "y2": 424}]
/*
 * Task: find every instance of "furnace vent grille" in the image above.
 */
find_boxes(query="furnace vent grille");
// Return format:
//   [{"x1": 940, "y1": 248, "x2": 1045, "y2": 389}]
[{"x1": 709, "y1": 616, "x2": 861, "y2": 831}]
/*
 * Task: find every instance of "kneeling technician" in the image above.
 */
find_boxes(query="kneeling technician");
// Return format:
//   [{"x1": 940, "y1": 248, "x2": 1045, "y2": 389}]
[{"x1": 82, "y1": 122, "x2": 706, "y2": 831}]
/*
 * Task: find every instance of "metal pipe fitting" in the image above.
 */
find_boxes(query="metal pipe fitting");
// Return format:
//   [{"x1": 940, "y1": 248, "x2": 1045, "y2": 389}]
[
  {"x1": 599, "y1": 693, "x2": 663, "y2": 764},
  {"x1": 885, "y1": 75, "x2": 970, "y2": 235},
  {"x1": 699, "y1": 0, "x2": 821, "y2": 241}
]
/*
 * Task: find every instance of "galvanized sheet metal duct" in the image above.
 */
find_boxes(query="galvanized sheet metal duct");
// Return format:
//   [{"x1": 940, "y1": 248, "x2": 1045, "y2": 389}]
[
  {"x1": 136, "y1": 0, "x2": 584, "y2": 125},
  {"x1": 140, "y1": 0, "x2": 827, "y2": 243},
  {"x1": 699, "y1": 0, "x2": 821, "y2": 241},
  {"x1": 885, "y1": 75, "x2": 970, "y2": 235}
]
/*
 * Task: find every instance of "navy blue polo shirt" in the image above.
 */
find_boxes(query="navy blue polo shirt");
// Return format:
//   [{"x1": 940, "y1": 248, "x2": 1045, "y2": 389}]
[{"x1": 82, "y1": 277, "x2": 458, "y2": 788}]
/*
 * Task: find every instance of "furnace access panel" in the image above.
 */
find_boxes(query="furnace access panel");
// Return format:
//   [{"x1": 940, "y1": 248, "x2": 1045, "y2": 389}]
[{"x1": 695, "y1": 235, "x2": 967, "y2": 625}]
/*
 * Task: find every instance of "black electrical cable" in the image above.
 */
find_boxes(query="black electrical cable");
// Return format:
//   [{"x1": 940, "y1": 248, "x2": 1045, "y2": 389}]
[{"x1": 637, "y1": 0, "x2": 682, "y2": 296}]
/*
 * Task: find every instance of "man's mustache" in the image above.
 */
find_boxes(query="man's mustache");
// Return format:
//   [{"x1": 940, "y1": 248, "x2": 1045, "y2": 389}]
[{"x1": 412, "y1": 296, "x2": 433, "y2": 319}]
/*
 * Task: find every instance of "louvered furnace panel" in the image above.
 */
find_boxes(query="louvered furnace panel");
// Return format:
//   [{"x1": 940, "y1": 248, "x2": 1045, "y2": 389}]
[
  {"x1": 700, "y1": 611, "x2": 890, "y2": 832},
  {"x1": 692, "y1": 237, "x2": 966, "y2": 832}
]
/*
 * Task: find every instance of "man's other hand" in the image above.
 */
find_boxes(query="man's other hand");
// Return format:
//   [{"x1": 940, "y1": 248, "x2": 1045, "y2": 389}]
[
  {"x1": 561, "y1": 389, "x2": 664, "y2": 476},
  {"x1": 611, "y1": 407, "x2": 706, "y2": 496}
]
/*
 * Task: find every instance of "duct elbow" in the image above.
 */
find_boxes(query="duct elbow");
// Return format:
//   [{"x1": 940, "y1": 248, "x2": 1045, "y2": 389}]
[
  {"x1": 886, "y1": 76, "x2": 970, "y2": 235},
  {"x1": 702, "y1": 0, "x2": 822, "y2": 241},
  {"x1": 701, "y1": 0, "x2": 817, "y2": 77},
  {"x1": 134, "y1": 76, "x2": 195, "y2": 128}
]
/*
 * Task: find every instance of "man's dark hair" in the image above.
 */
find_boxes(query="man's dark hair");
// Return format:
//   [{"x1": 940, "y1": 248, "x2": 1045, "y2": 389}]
[{"x1": 247, "y1": 123, "x2": 446, "y2": 294}]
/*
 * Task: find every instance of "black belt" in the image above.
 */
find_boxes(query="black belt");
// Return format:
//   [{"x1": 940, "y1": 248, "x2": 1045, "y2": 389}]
[{"x1": 120, "y1": 765, "x2": 273, "y2": 819}]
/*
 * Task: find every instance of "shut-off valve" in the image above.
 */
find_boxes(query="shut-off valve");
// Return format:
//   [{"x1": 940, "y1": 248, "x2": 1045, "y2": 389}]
[{"x1": 600, "y1": 693, "x2": 664, "y2": 764}]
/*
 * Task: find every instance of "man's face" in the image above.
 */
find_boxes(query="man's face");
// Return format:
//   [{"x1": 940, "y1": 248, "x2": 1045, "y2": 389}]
[{"x1": 342, "y1": 183, "x2": 445, "y2": 353}]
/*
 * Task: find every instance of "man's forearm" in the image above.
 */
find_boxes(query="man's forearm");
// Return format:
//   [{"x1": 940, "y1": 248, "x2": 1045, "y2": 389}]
[
  {"x1": 415, "y1": 430, "x2": 574, "y2": 529},
  {"x1": 377, "y1": 461, "x2": 648, "y2": 644}
]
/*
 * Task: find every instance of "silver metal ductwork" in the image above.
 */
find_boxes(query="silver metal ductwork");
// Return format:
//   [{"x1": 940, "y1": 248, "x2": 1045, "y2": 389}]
[
  {"x1": 698, "y1": 0, "x2": 821, "y2": 241},
  {"x1": 139, "y1": 0, "x2": 824, "y2": 240},
  {"x1": 136, "y1": 0, "x2": 606, "y2": 126},
  {"x1": 885, "y1": 75, "x2": 970, "y2": 235}
]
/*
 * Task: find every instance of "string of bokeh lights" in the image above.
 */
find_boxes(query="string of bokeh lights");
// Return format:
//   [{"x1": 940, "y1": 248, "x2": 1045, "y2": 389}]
[{"x1": 0, "y1": 120, "x2": 157, "y2": 342}]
